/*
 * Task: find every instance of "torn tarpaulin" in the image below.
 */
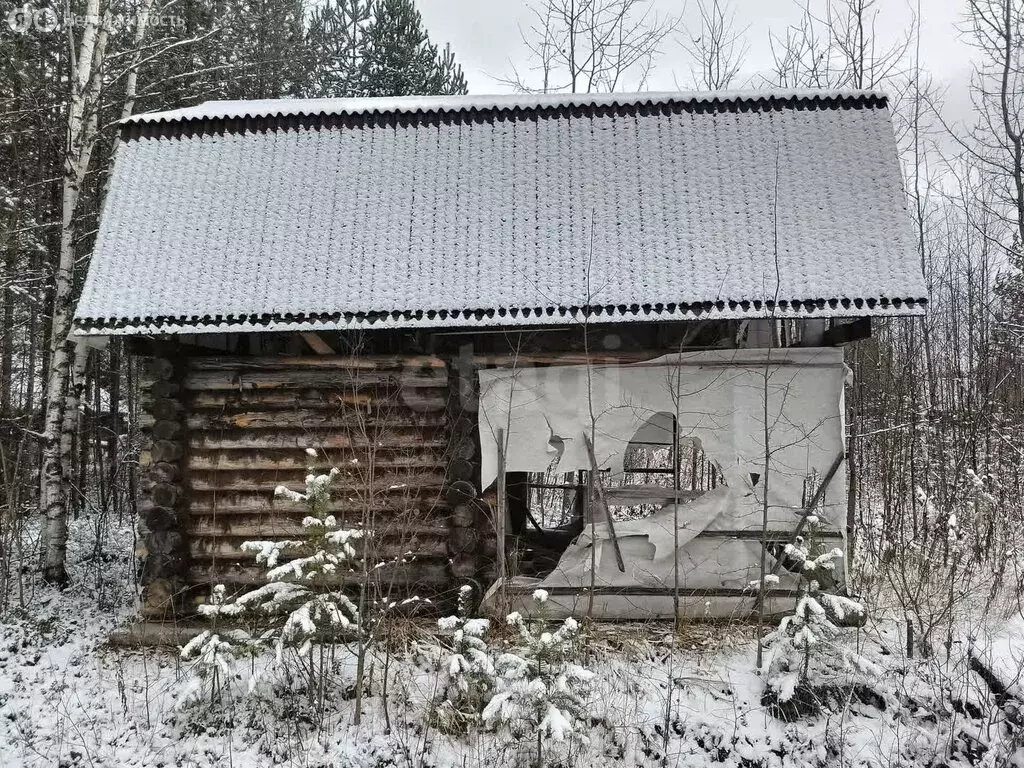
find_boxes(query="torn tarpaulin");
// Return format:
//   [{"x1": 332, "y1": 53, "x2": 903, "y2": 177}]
[{"x1": 477, "y1": 347, "x2": 848, "y2": 607}]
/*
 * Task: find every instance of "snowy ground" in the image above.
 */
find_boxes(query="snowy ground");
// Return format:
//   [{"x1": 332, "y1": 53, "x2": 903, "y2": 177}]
[{"x1": 2, "y1": 517, "x2": 1023, "y2": 767}]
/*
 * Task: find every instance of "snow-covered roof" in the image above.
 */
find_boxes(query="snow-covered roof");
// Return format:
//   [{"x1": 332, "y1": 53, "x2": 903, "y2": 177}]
[
  {"x1": 75, "y1": 89, "x2": 926, "y2": 335},
  {"x1": 124, "y1": 88, "x2": 884, "y2": 124}
]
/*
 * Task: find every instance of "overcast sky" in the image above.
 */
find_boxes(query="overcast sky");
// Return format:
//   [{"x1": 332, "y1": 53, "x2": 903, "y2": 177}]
[{"x1": 418, "y1": 0, "x2": 977, "y2": 118}]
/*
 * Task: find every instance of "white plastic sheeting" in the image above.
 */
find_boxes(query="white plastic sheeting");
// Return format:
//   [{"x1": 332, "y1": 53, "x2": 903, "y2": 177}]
[{"x1": 477, "y1": 348, "x2": 847, "y2": 600}]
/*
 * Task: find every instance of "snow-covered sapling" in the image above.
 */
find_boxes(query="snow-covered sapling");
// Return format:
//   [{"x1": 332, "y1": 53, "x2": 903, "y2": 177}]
[
  {"x1": 430, "y1": 584, "x2": 496, "y2": 733},
  {"x1": 188, "y1": 450, "x2": 364, "y2": 715},
  {"x1": 762, "y1": 537, "x2": 876, "y2": 711},
  {"x1": 482, "y1": 590, "x2": 594, "y2": 762},
  {"x1": 179, "y1": 627, "x2": 239, "y2": 708}
]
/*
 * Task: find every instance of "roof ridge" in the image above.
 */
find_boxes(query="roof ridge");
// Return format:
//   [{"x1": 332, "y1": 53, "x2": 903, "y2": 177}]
[{"x1": 126, "y1": 88, "x2": 889, "y2": 126}]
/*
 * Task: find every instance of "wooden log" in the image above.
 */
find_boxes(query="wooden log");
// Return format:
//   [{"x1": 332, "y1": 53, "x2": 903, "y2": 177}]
[
  {"x1": 151, "y1": 420, "x2": 183, "y2": 440},
  {"x1": 187, "y1": 560, "x2": 451, "y2": 588},
  {"x1": 150, "y1": 482, "x2": 182, "y2": 507},
  {"x1": 189, "y1": 535, "x2": 448, "y2": 561},
  {"x1": 138, "y1": 502, "x2": 182, "y2": 532},
  {"x1": 187, "y1": 430, "x2": 445, "y2": 452},
  {"x1": 189, "y1": 516, "x2": 451, "y2": 539},
  {"x1": 185, "y1": 408, "x2": 443, "y2": 431},
  {"x1": 450, "y1": 526, "x2": 478, "y2": 551},
  {"x1": 140, "y1": 579, "x2": 176, "y2": 615},
  {"x1": 148, "y1": 530, "x2": 186, "y2": 556},
  {"x1": 445, "y1": 457, "x2": 475, "y2": 482},
  {"x1": 450, "y1": 503, "x2": 476, "y2": 528},
  {"x1": 109, "y1": 621, "x2": 207, "y2": 647},
  {"x1": 152, "y1": 398, "x2": 184, "y2": 421},
  {"x1": 451, "y1": 436, "x2": 478, "y2": 460},
  {"x1": 146, "y1": 358, "x2": 175, "y2": 380},
  {"x1": 149, "y1": 461, "x2": 180, "y2": 484},
  {"x1": 140, "y1": 382, "x2": 182, "y2": 399},
  {"x1": 187, "y1": 491, "x2": 447, "y2": 515},
  {"x1": 152, "y1": 439, "x2": 184, "y2": 462},
  {"x1": 444, "y1": 480, "x2": 477, "y2": 506},
  {"x1": 187, "y1": 450, "x2": 446, "y2": 472},
  {"x1": 149, "y1": 380, "x2": 182, "y2": 398},
  {"x1": 402, "y1": 390, "x2": 455, "y2": 412},
  {"x1": 450, "y1": 555, "x2": 477, "y2": 580},
  {"x1": 142, "y1": 554, "x2": 188, "y2": 583},
  {"x1": 188, "y1": 354, "x2": 447, "y2": 372},
  {"x1": 186, "y1": 471, "x2": 446, "y2": 493},
  {"x1": 186, "y1": 389, "x2": 449, "y2": 412},
  {"x1": 183, "y1": 370, "x2": 448, "y2": 392}
]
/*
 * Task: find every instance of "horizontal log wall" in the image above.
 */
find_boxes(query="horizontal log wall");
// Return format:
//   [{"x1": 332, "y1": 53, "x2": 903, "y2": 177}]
[{"x1": 176, "y1": 353, "x2": 462, "y2": 610}]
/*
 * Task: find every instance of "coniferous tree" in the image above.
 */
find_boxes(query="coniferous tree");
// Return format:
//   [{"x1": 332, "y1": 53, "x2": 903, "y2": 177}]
[
  {"x1": 357, "y1": 0, "x2": 467, "y2": 96},
  {"x1": 305, "y1": 0, "x2": 374, "y2": 97}
]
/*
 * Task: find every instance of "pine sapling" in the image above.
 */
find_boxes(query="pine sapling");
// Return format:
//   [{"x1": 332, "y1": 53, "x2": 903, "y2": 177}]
[
  {"x1": 188, "y1": 449, "x2": 364, "y2": 718},
  {"x1": 482, "y1": 590, "x2": 593, "y2": 764},
  {"x1": 762, "y1": 531, "x2": 876, "y2": 713},
  {"x1": 430, "y1": 584, "x2": 496, "y2": 733}
]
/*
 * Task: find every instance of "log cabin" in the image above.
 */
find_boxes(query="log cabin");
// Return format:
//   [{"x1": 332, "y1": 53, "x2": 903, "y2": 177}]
[{"x1": 73, "y1": 90, "x2": 926, "y2": 623}]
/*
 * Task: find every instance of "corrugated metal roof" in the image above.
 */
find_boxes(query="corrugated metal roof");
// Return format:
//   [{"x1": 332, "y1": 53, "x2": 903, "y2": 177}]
[
  {"x1": 74, "y1": 90, "x2": 926, "y2": 335},
  {"x1": 123, "y1": 88, "x2": 887, "y2": 124}
]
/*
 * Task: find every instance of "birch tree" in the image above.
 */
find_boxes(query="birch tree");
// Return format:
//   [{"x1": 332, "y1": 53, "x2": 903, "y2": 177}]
[
  {"x1": 502, "y1": 0, "x2": 681, "y2": 93},
  {"x1": 39, "y1": 0, "x2": 113, "y2": 584},
  {"x1": 683, "y1": 0, "x2": 748, "y2": 90}
]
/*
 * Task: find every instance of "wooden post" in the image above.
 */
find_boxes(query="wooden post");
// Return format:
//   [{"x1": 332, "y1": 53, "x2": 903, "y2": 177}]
[
  {"x1": 495, "y1": 428, "x2": 508, "y2": 582},
  {"x1": 444, "y1": 347, "x2": 484, "y2": 594},
  {"x1": 583, "y1": 434, "x2": 626, "y2": 573}
]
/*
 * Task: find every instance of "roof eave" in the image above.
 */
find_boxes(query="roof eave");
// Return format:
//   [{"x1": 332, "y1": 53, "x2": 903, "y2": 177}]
[{"x1": 71, "y1": 299, "x2": 928, "y2": 337}]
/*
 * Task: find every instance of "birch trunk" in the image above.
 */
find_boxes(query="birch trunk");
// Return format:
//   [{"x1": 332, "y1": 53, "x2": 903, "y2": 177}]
[{"x1": 39, "y1": 0, "x2": 110, "y2": 584}]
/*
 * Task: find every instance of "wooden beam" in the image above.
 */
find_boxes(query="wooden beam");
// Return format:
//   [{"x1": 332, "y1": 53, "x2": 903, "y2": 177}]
[
  {"x1": 603, "y1": 486, "x2": 705, "y2": 505},
  {"x1": 822, "y1": 317, "x2": 871, "y2": 346},
  {"x1": 583, "y1": 434, "x2": 626, "y2": 573},
  {"x1": 495, "y1": 428, "x2": 508, "y2": 582},
  {"x1": 504, "y1": 584, "x2": 803, "y2": 599},
  {"x1": 767, "y1": 452, "x2": 846, "y2": 580},
  {"x1": 299, "y1": 332, "x2": 336, "y2": 355}
]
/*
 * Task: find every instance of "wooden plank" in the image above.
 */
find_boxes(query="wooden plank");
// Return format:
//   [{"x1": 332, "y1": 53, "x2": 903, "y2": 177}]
[
  {"x1": 503, "y1": 584, "x2": 803, "y2": 598},
  {"x1": 583, "y1": 434, "x2": 626, "y2": 573},
  {"x1": 822, "y1": 317, "x2": 871, "y2": 346},
  {"x1": 470, "y1": 351, "x2": 827, "y2": 368},
  {"x1": 473, "y1": 351, "x2": 673, "y2": 366},
  {"x1": 299, "y1": 332, "x2": 335, "y2": 355},
  {"x1": 697, "y1": 529, "x2": 843, "y2": 540},
  {"x1": 496, "y1": 428, "x2": 507, "y2": 582},
  {"x1": 189, "y1": 354, "x2": 446, "y2": 371},
  {"x1": 603, "y1": 486, "x2": 706, "y2": 505},
  {"x1": 767, "y1": 452, "x2": 846, "y2": 582},
  {"x1": 183, "y1": 369, "x2": 448, "y2": 392}
]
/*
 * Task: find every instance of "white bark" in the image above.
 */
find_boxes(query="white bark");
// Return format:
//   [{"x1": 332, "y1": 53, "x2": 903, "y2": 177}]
[{"x1": 39, "y1": 0, "x2": 111, "y2": 583}]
